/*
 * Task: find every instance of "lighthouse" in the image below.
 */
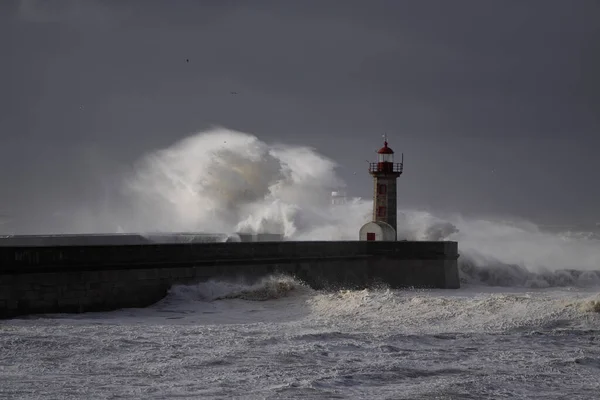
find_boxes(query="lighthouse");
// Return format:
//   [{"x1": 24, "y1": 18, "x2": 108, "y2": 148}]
[{"x1": 359, "y1": 136, "x2": 403, "y2": 241}]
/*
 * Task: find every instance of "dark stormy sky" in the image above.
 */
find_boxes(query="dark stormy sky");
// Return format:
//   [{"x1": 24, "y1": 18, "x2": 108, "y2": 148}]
[{"x1": 1, "y1": 0, "x2": 599, "y2": 232}]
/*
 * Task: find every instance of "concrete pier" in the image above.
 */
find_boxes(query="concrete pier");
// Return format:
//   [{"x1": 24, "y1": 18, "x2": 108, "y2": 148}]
[{"x1": 0, "y1": 240, "x2": 459, "y2": 319}]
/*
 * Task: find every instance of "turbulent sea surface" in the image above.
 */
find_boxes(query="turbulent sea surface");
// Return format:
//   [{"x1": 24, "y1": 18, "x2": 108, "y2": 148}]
[
  {"x1": 1, "y1": 275, "x2": 600, "y2": 399},
  {"x1": 1, "y1": 129, "x2": 600, "y2": 398}
]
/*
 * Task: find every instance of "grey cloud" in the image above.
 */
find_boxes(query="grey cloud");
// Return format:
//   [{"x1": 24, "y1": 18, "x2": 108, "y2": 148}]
[{"x1": 1, "y1": 0, "x2": 599, "y2": 231}]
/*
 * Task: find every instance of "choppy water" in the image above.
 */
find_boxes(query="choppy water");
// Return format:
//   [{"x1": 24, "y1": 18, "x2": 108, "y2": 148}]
[{"x1": 1, "y1": 274, "x2": 599, "y2": 399}]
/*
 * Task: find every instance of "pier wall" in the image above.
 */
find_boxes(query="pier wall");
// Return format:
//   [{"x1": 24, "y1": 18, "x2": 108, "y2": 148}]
[{"x1": 0, "y1": 241, "x2": 459, "y2": 318}]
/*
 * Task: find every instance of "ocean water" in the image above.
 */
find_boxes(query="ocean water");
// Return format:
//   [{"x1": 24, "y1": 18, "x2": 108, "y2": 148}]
[
  {"x1": 1, "y1": 275, "x2": 599, "y2": 399},
  {"x1": 1, "y1": 128, "x2": 599, "y2": 398}
]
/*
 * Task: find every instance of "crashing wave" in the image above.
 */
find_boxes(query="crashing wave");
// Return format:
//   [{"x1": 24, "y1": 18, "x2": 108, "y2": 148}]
[
  {"x1": 167, "y1": 275, "x2": 309, "y2": 303},
  {"x1": 459, "y1": 255, "x2": 600, "y2": 288},
  {"x1": 41, "y1": 127, "x2": 600, "y2": 288}
]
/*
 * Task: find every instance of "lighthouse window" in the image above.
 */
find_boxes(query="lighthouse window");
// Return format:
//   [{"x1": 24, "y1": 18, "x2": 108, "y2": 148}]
[
  {"x1": 378, "y1": 153, "x2": 393, "y2": 163},
  {"x1": 377, "y1": 206, "x2": 386, "y2": 217},
  {"x1": 377, "y1": 184, "x2": 387, "y2": 194}
]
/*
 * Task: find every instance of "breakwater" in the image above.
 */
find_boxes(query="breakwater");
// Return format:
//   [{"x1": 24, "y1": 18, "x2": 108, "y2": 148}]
[{"x1": 0, "y1": 240, "x2": 459, "y2": 318}]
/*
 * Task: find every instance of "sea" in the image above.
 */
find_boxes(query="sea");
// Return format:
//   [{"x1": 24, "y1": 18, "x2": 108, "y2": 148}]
[{"x1": 1, "y1": 128, "x2": 599, "y2": 399}]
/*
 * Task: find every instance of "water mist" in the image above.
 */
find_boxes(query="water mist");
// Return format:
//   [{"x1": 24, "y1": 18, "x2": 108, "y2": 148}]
[{"x1": 117, "y1": 128, "x2": 600, "y2": 287}]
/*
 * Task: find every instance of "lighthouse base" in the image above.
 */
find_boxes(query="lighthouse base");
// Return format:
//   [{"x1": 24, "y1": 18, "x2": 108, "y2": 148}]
[{"x1": 359, "y1": 220, "x2": 397, "y2": 241}]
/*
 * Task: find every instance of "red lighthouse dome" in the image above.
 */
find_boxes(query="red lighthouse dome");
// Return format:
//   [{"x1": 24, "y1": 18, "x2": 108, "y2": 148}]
[
  {"x1": 377, "y1": 140, "x2": 395, "y2": 164},
  {"x1": 378, "y1": 141, "x2": 394, "y2": 155}
]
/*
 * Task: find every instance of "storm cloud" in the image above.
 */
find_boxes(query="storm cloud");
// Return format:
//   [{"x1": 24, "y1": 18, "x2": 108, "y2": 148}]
[{"x1": 1, "y1": 0, "x2": 599, "y2": 232}]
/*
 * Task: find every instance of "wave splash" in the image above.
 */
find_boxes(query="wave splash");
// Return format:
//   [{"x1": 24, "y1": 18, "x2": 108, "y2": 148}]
[
  {"x1": 583, "y1": 298, "x2": 600, "y2": 313},
  {"x1": 167, "y1": 275, "x2": 310, "y2": 303},
  {"x1": 460, "y1": 259, "x2": 600, "y2": 288},
  {"x1": 122, "y1": 127, "x2": 359, "y2": 239},
  {"x1": 146, "y1": 270, "x2": 600, "y2": 333},
  {"x1": 389, "y1": 211, "x2": 600, "y2": 287},
  {"x1": 110, "y1": 128, "x2": 600, "y2": 288},
  {"x1": 305, "y1": 287, "x2": 600, "y2": 334}
]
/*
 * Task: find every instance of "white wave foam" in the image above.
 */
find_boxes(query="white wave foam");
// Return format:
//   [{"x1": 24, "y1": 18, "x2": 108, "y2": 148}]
[
  {"x1": 110, "y1": 127, "x2": 600, "y2": 287},
  {"x1": 306, "y1": 288, "x2": 600, "y2": 334},
  {"x1": 122, "y1": 127, "x2": 354, "y2": 238},
  {"x1": 581, "y1": 295, "x2": 600, "y2": 313},
  {"x1": 166, "y1": 275, "x2": 310, "y2": 303}
]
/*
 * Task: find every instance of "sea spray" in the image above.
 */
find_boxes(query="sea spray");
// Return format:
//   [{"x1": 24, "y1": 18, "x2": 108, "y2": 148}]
[
  {"x1": 581, "y1": 295, "x2": 600, "y2": 313},
  {"x1": 305, "y1": 287, "x2": 600, "y2": 334},
  {"x1": 167, "y1": 275, "x2": 310, "y2": 303},
  {"x1": 106, "y1": 127, "x2": 600, "y2": 286},
  {"x1": 588, "y1": 300, "x2": 600, "y2": 313}
]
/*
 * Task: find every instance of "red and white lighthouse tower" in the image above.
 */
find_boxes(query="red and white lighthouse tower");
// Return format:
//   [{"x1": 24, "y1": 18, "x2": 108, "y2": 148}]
[{"x1": 359, "y1": 136, "x2": 403, "y2": 241}]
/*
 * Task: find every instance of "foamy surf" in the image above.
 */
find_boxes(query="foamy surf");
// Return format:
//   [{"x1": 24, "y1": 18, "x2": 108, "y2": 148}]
[
  {"x1": 304, "y1": 286, "x2": 600, "y2": 335},
  {"x1": 581, "y1": 296, "x2": 600, "y2": 313},
  {"x1": 143, "y1": 274, "x2": 600, "y2": 335},
  {"x1": 166, "y1": 275, "x2": 311, "y2": 302}
]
